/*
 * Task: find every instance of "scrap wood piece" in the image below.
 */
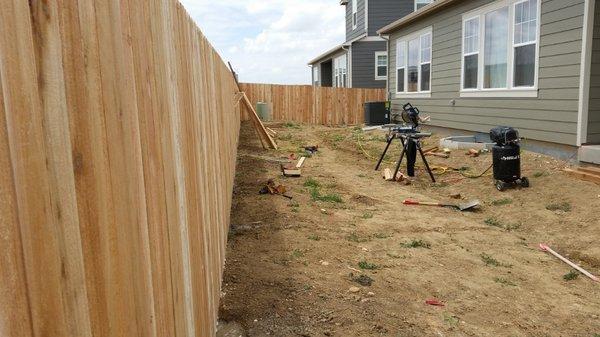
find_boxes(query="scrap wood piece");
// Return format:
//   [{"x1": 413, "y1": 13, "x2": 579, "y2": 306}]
[
  {"x1": 539, "y1": 244, "x2": 599, "y2": 282},
  {"x1": 466, "y1": 149, "x2": 480, "y2": 157},
  {"x1": 563, "y1": 168, "x2": 600, "y2": 185},
  {"x1": 240, "y1": 92, "x2": 278, "y2": 150},
  {"x1": 422, "y1": 146, "x2": 439, "y2": 154},
  {"x1": 266, "y1": 127, "x2": 278, "y2": 136},
  {"x1": 382, "y1": 168, "x2": 393, "y2": 181},
  {"x1": 425, "y1": 152, "x2": 450, "y2": 159},
  {"x1": 296, "y1": 157, "x2": 306, "y2": 169},
  {"x1": 259, "y1": 179, "x2": 292, "y2": 199},
  {"x1": 281, "y1": 163, "x2": 301, "y2": 177}
]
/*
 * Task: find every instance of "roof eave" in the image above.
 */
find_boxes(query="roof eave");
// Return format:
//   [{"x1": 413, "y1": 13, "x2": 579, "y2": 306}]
[{"x1": 377, "y1": 0, "x2": 461, "y2": 35}]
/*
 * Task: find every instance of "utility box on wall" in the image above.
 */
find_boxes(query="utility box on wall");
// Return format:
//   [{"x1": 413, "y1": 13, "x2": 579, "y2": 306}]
[{"x1": 364, "y1": 101, "x2": 390, "y2": 126}]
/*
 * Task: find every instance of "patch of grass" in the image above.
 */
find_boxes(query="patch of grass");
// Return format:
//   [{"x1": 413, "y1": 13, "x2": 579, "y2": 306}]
[
  {"x1": 307, "y1": 234, "x2": 321, "y2": 241},
  {"x1": 314, "y1": 192, "x2": 343, "y2": 203},
  {"x1": 484, "y1": 217, "x2": 521, "y2": 231},
  {"x1": 358, "y1": 260, "x2": 378, "y2": 270},
  {"x1": 401, "y1": 240, "x2": 431, "y2": 249},
  {"x1": 284, "y1": 122, "x2": 301, "y2": 129},
  {"x1": 491, "y1": 198, "x2": 513, "y2": 206},
  {"x1": 290, "y1": 249, "x2": 304, "y2": 259},
  {"x1": 563, "y1": 270, "x2": 579, "y2": 281},
  {"x1": 431, "y1": 182, "x2": 449, "y2": 188},
  {"x1": 346, "y1": 232, "x2": 370, "y2": 243},
  {"x1": 304, "y1": 178, "x2": 321, "y2": 188},
  {"x1": 288, "y1": 201, "x2": 300, "y2": 207},
  {"x1": 494, "y1": 277, "x2": 516, "y2": 286},
  {"x1": 481, "y1": 253, "x2": 500, "y2": 266},
  {"x1": 533, "y1": 171, "x2": 548, "y2": 178},
  {"x1": 362, "y1": 212, "x2": 374, "y2": 219},
  {"x1": 480, "y1": 253, "x2": 511, "y2": 267},
  {"x1": 373, "y1": 233, "x2": 391, "y2": 239},
  {"x1": 546, "y1": 202, "x2": 572, "y2": 212},
  {"x1": 357, "y1": 173, "x2": 367, "y2": 178},
  {"x1": 443, "y1": 314, "x2": 459, "y2": 326},
  {"x1": 279, "y1": 133, "x2": 293, "y2": 141}
]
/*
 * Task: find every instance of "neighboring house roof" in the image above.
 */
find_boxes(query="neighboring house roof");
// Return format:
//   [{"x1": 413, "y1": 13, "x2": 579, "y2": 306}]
[
  {"x1": 308, "y1": 44, "x2": 345, "y2": 65},
  {"x1": 377, "y1": 0, "x2": 462, "y2": 35}
]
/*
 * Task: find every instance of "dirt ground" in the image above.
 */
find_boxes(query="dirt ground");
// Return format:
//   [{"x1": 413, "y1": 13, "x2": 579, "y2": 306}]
[{"x1": 218, "y1": 121, "x2": 600, "y2": 337}]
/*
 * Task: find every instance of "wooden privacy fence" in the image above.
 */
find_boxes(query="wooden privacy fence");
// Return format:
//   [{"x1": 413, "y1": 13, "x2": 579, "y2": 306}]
[
  {"x1": 0, "y1": 0, "x2": 239, "y2": 336},
  {"x1": 240, "y1": 83, "x2": 386, "y2": 125}
]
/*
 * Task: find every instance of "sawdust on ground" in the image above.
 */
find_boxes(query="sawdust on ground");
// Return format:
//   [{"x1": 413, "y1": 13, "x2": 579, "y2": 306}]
[{"x1": 219, "y1": 122, "x2": 600, "y2": 337}]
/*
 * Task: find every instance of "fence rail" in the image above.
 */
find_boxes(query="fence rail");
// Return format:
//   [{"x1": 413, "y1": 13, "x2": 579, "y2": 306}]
[
  {"x1": 240, "y1": 83, "x2": 386, "y2": 125},
  {"x1": 0, "y1": 1, "x2": 239, "y2": 336}
]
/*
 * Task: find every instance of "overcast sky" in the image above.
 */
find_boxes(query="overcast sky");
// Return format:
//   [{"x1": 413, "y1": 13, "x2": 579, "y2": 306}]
[{"x1": 179, "y1": 0, "x2": 345, "y2": 85}]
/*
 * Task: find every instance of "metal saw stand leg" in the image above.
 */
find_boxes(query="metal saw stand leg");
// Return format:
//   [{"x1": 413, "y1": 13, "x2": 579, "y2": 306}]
[
  {"x1": 375, "y1": 133, "x2": 396, "y2": 171},
  {"x1": 393, "y1": 136, "x2": 436, "y2": 183},
  {"x1": 393, "y1": 137, "x2": 408, "y2": 181},
  {"x1": 417, "y1": 141, "x2": 436, "y2": 183}
]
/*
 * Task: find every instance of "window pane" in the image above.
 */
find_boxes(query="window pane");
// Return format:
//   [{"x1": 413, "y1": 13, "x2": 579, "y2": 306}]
[
  {"x1": 515, "y1": 0, "x2": 537, "y2": 44},
  {"x1": 464, "y1": 18, "x2": 479, "y2": 54},
  {"x1": 484, "y1": 7, "x2": 508, "y2": 89},
  {"x1": 377, "y1": 55, "x2": 387, "y2": 66},
  {"x1": 421, "y1": 33, "x2": 431, "y2": 63},
  {"x1": 514, "y1": 44, "x2": 535, "y2": 87},
  {"x1": 377, "y1": 66, "x2": 387, "y2": 77},
  {"x1": 463, "y1": 54, "x2": 478, "y2": 89},
  {"x1": 421, "y1": 63, "x2": 431, "y2": 91},
  {"x1": 397, "y1": 69, "x2": 405, "y2": 92},
  {"x1": 396, "y1": 41, "x2": 405, "y2": 67},
  {"x1": 407, "y1": 38, "x2": 419, "y2": 92}
]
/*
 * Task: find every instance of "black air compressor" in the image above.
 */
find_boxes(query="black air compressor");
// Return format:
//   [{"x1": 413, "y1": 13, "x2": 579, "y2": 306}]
[{"x1": 490, "y1": 126, "x2": 529, "y2": 191}]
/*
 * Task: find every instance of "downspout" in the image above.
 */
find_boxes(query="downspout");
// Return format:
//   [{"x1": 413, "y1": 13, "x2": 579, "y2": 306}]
[
  {"x1": 577, "y1": 0, "x2": 596, "y2": 146},
  {"x1": 380, "y1": 34, "x2": 390, "y2": 101}
]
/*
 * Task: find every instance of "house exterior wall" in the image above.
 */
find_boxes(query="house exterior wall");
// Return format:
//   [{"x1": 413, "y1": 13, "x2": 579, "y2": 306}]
[
  {"x1": 388, "y1": 0, "x2": 586, "y2": 146},
  {"x1": 346, "y1": 0, "x2": 367, "y2": 41},
  {"x1": 368, "y1": 0, "x2": 415, "y2": 36},
  {"x1": 588, "y1": 1, "x2": 600, "y2": 143},
  {"x1": 351, "y1": 41, "x2": 388, "y2": 88}
]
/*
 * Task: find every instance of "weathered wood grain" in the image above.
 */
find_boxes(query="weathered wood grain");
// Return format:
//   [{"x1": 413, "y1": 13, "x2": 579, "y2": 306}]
[{"x1": 0, "y1": 0, "x2": 240, "y2": 336}]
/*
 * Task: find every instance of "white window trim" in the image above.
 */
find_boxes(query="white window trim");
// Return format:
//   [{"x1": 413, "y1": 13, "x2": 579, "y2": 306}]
[
  {"x1": 414, "y1": 0, "x2": 434, "y2": 12},
  {"x1": 460, "y1": 0, "x2": 541, "y2": 98},
  {"x1": 395, "y1": 27, "x2": 433, "y2": 98},
  {"x1": 352, "y1": 0, "x2": 358, "y2": 30},
  {"x1": 375, "y1": 51, "x2": 387, "y2": 81}
]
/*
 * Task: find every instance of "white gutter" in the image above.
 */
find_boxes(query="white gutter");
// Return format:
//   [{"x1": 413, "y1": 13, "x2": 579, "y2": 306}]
[{"x1": 577, "y1": 0, "x2": 596, "y2": 146}]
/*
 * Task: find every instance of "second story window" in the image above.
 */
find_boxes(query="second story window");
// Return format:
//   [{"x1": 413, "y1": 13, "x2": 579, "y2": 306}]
[
  {"x1": 415, "y1": 0, "x2": 434, "y2": 11},
  {"x1": 352, "y1": 0, "x2": 358, "y2": 29},
  {"x1": 375, "y1": 52, "x2": 387, "y2": 80}
]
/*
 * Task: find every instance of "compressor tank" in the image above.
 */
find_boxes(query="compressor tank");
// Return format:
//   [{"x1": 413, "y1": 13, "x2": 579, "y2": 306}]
[{"x1": 492, "y1": 144, "x2": 521, "y2": 182}]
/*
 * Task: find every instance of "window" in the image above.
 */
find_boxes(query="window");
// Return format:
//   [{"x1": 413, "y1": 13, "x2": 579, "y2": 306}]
[
  {"x1": 352, "y1": 0, "x2": 358, "y2": 29},
  {"x1": 313, "y1": 66, "x2": 320, "y2": 86},
  {"x1": 395, "y1": 28, "x2": 432, "y2": 96},
  {"x1": 415, "y1": 0, "x2": 434, "y2": 11},
  {"x1": 334, "y1": 54, "x2": 348, "y2": 88},
  {"x1": 375, "y1": 52, "x2": 387, "y2": 80},
  {"x1": 461, "y1": 0, "x2": 539, "y2": 96}
]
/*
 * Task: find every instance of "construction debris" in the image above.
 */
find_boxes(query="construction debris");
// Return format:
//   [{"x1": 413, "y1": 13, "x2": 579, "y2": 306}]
[
  {"x1": 466, "y1": 149, "x2": 480, "y2": 157},
  {"x1": 382, "y1": 168, "x2": 394, "y2": 181},
  {"x1": 425, "y1": 151, "x2": 450, "y2": 159},
  {"x1": 563, "y1": 166, "x2": 600, "y2": 185},
  {"x1": 296, "y1": 157, "x2": 307, "y2": 168},
  {"x1": 539, "y1": 244, "x2": 599, "y2": 282},
  {"x1": 259, "y1": 179, "x2": 292, "y2": 199},
  {"x1": 425, "y1": 299, "x2": 445, "y2": 307},
  {"x1": 403, "y1": 199, "x2": 481, "y2": 211},
  {"x1": 304, "y1": 145, "x2": 319, "y2": 155}
]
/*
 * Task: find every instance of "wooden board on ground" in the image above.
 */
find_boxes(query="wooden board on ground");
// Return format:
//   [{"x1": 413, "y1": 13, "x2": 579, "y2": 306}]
[
  {"x1": 296, "y1": 157, "x2": 306, "y2": 169},
  {"x1": 563, "y1": 168, "x2": 600, "y2": 185}
]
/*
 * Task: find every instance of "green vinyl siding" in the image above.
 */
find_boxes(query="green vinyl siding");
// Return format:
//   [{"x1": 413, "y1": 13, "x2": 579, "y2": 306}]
[
  {"x1": 588, "y1": 0, "x2": 600, "y2": 143},
  {"x1": 388, "y1": 0, "x2": 585, "y2": 145}
]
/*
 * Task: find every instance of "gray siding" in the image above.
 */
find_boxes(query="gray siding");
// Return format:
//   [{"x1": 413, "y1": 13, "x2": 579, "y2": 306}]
[
  {"x1": 388, "y1": 0, "x2": 585, "y2": 146},
  {"x1": 351, "y1": 41, "x2": 387, "y2": 88},
  {"x1": 588, "y1": 1, "x2": 600, "y2": 143},
  {"x1": 346, "y1": 0, "x2": 367, "y2": 41},
  {"x1": 368, "y1": 0, "x2": 415, "y2": 36}
]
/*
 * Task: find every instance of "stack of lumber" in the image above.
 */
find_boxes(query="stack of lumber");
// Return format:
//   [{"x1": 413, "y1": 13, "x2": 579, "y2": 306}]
[{"x1": 563, "y1": 166, "x2": 600, "y2": 185}]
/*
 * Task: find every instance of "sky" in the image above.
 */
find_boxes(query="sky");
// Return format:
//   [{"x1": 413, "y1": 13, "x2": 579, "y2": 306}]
[{"x1": 179, "y1": 0, "x2": 345, "y2": 85}]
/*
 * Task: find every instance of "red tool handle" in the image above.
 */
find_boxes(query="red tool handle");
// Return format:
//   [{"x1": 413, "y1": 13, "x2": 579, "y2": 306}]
[{"x1": 403, "y1": 199, "x2": 442, "y2": 207}]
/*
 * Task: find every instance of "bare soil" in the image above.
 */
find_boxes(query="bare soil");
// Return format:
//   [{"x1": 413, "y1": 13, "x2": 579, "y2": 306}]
[{"x1": 219, "y1": 122, "x2": 600, "y2": 337}]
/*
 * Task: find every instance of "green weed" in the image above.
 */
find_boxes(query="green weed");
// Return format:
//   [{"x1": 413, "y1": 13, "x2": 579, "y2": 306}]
[
  {"x1": 284, "y1": 122, "x2": 301, "y2": 129},
  {"x1": 563, "y1": 270, "x2": 579, "y2": 281},
  {"x1": 304, "y1": 178, "x2": 321, "y2": 188},
  {"x1": 362, "y1": 212, "x2": 374, "y2": 219},
  {"x1": 481, "y1": 253, "x2": 511, "y2": 267},
  {"x1": 358, "y1": 260, "x2": 378, "y2": 270},
  {"x1": 307, "y1": 234, "x2": 321, "y2": 241},
  {"x1": 374, "y1": 233, "x2": 391, "y2": 239},
  {"x1": 401, "y1": 240, "x2": 431, "y2": 249},
  {"x1": 290, "y1": 249, "x2": 304, "y2": 259},
  {"x1": 346, "y1": 232, "x2": 370, "y2": 243},
  {"x1": 484, "y1": 217, "x2": 521, "y2": 231},
  {"x1": 546, "y1": 202, "x2": 572, "y2": 212},
  {"x1": 533, "y1": 171, "x2": 548, "y2": 178},
  {"x1": 443, "y1": 314, "x2": 459, "y2": 326}
]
